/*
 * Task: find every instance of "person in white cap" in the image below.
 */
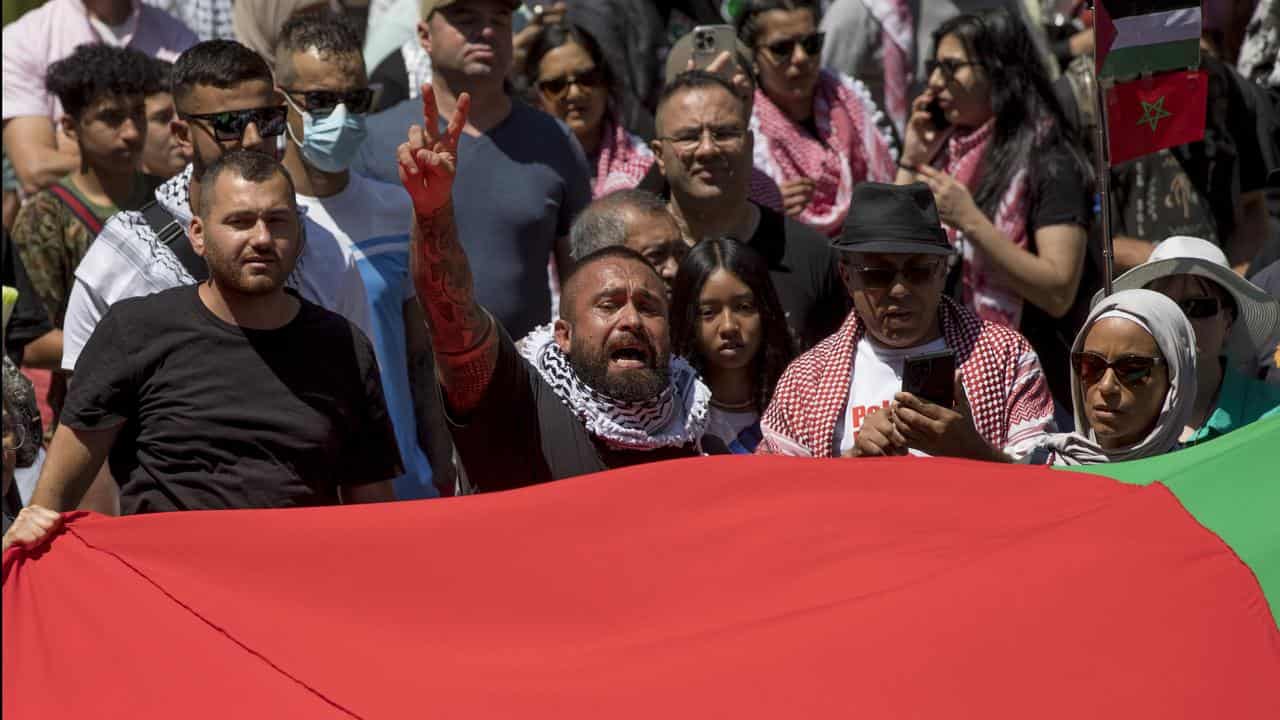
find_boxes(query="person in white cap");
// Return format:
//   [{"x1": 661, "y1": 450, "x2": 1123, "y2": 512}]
[{"x1": 1109, "y1": 236, "x2": 1280, "y2": 446}]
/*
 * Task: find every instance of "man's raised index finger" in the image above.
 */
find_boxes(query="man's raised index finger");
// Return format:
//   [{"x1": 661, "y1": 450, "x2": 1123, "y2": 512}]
[{"x1": 446, "y1": 92, "x2": 471, "y2": 148}]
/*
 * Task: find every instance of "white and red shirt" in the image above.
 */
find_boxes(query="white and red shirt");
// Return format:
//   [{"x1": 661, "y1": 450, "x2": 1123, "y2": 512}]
[{"x1": 832, "y1": 336, "x2": 947, "y2": 455}]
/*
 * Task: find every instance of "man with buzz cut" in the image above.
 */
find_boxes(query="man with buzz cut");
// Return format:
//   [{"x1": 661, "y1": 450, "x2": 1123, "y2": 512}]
[{"x1": 3, "y1": 151, "x2": 401, "y2": 554}]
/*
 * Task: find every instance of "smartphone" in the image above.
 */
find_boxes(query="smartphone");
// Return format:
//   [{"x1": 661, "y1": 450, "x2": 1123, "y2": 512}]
[
  {"x1": 691, "y1": 25, "x2": 738, "y2": 70},
  {"x1": 901, "y1": 349, "x2": 956, "y2": 408},
  {"x1": 926, "y1": 97, "x2": 950, "y2": 132}
]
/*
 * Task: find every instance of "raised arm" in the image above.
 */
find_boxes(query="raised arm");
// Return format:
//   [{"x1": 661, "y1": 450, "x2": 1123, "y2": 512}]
[{"x1": 398, "y1": 85, "x2": 497, "y2": 415}]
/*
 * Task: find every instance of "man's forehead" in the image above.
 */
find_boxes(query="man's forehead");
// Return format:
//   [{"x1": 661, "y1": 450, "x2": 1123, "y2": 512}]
[
  {"x1": 659, "y1": 86, "x2": 745, "y2": 129},
  {"x1": 622, "y1": 208, "x2": 680, "y2": 240},
  {"x1": 290, "y1": 48, "x2": 366, "y2": 84},
  {"x1": 181, "y1": 79, "x2": 275, "y2": 113},
  {"x1": 209, "y1": 174, "x2": 293, "y2": 213},
  {"x1": 84, "y1": 92, "x2": 145, "y2": 113},
  {"x1": 577, "y1": 257, "x2": 664, "y2": 292}
]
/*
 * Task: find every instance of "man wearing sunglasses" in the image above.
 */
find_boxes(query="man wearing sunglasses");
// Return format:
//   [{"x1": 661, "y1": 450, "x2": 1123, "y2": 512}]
[
  {"x1": 275, "y1": 15, "x2": 451, "y2": 500},
  {"x1": 758, "y1": 182, "x2": 1055, "y2": 461},
  {"x1": 62, "y1": 40, "x2": 373, "y2": 386},
  {"x1": 353, "y1": 0, "x2": 591, "y2": 341},
  {"x1": 1110, "y1": 236, "x2": 1280, "y2": 446}
]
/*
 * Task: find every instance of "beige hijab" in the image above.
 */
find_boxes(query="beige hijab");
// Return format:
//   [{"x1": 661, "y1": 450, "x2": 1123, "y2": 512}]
[{"x1": 232, "y1": 0, "x2": 329, "y2": 72}]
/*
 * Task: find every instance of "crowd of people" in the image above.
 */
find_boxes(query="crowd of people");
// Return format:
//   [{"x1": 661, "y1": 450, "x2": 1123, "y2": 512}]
[{"x1": 2, "y1": 0, "x2": 1279, "y2": 550}]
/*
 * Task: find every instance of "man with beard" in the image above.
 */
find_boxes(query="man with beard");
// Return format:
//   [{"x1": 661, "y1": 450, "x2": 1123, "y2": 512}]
[
  {"x1": 398, "y1": 84, "x2": 710, "y2": 493},
  {"x1": 3, "y1": 151, "x2": 400, "y2": 552}
]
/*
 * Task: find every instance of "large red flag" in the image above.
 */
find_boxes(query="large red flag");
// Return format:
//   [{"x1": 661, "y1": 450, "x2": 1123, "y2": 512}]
[{"x1": 1106, "y1": 70, "x2": 1208, "y2": 164}]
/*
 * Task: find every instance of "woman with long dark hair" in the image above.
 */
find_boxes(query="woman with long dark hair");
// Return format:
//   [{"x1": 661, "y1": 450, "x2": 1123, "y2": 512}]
[
  {"x1": 896, "y1": 8, "x2": 1092, "y2": 332},
  {"x1": 524, "y1": 22, "x2": 654, "y2": 198},
  {"x1": 671, "y1": 238, "x2": 796, "y2": 454}
]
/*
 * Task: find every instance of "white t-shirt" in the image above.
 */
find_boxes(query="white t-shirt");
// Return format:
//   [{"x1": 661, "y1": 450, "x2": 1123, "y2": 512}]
[
  {"x1": 832, "y1": 336, "x2": 947, "y2": 455},
  {"x1": 61, "y1": 165, "x2": 373, "y2": 372},
  {"x1": 296, "y1": 173, "x2": 436, "y2": 498}
]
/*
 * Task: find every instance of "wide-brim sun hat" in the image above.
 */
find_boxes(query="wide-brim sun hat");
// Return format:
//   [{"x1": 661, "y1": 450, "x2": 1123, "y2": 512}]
[{"x1": 1104, "y1": 235, "x2": 1280, "y2": 356}]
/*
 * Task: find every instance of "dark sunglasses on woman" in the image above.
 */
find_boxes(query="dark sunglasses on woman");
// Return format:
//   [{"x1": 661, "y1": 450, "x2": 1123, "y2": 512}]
[
  {"x1": 281, "y1": 86, "x2": 379, "y2": 116},
  {"x1": 180, "y1": 105, "x2": 288, "y2": 142},
  {"x1": 762, "y1": 32, "x2": 824, "y2": 62},
  {"x1": 537, "y1": 66, "x2": 605, "y2": 98},
  {"x1": 925, "y1": 58, "x2": 980, "y2": 82},
  {"x1": 1071, "y1": 351, "x2": 1167, "y2": 387},
  {"x1": 1176, "y1": 296, "x2": 1222, "y2": 319}
]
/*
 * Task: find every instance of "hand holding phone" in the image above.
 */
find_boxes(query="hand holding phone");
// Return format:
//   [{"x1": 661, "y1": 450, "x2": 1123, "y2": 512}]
[
  {"x1": 901, "y1": 349, "x2": 955, "y2": 408},
  {"x1": 901, "y1": 92, "x2": 952, "y2": 169}
]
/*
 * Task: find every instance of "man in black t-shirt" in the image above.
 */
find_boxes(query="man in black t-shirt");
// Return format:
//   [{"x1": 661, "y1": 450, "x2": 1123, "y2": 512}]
[
  {"x1": 2, "y1": 152, "x2": 400, "y2": 552},
  {"x1": 651, "y1": 71, "x2": 849, "y2": 350},
  {"x1": 396, "y1": 84, "x2": 709, "y2": 493}
]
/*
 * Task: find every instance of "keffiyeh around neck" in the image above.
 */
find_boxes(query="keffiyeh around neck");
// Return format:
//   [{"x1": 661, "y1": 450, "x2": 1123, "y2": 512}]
[
  {"x1": 518, "y1": 324, "x2": 711, "y2": 451},
  {"x1": 1039, "y1": 289, "x2": 1198, "y2": 466}
]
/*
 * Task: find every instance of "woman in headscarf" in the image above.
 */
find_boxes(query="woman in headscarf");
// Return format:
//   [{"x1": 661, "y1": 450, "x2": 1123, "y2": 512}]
[
  {"x1": 1026, "y1": 289, "x2": 1198, "y2": 466},
  {"x1": 735, "y1": 0, "x2": 898, "y2": 237},
  {"x1": 233, "y1": 0, "x2": 332, "y2": 72}
]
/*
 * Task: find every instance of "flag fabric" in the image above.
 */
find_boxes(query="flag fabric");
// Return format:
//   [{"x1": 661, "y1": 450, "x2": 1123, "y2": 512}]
[
  {"x1": 1106, "y1": 69, "x2": 1208, "y2": 164},
  {"x1": 4, "y1": 419, "x2": 1279, "y2": 718},
  {"x1": 1096, "y1": 0, "x2": 1202, "y2": 79}
]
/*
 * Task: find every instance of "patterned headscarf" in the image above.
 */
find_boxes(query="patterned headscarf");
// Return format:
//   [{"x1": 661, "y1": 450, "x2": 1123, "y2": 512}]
[
  {"x1": 592, "y1": 112, "x2": 656, "y2": 199},
  {"x1": 518, "y1": 324, "x2": 710, "y2": 451}
]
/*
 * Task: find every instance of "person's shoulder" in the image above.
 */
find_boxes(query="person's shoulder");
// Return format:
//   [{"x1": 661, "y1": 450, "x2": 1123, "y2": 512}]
[
  {"x1": 295, "y1": 296, "x2": 376, "y2": 351},
  {"x1": 2, "y1": 0, "x2": 55, "y2": 39},
  {"x1": 137, "y1": 3, "x2": 199, "y2": 45},
  {"x1": 101, "y1": 284, "x2": 193, "y2": 325},
  {"x1": 510, "y1": 101, "x2": 580, "y2": 148}
]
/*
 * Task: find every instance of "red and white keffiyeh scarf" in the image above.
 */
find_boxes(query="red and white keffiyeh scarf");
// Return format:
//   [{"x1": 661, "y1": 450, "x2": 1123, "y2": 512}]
[
  {"x1": 939, "y1": 119, "x2": 1031, "y2": 329},
  {"x1": 757, "y1": 297, "x2": 1054, "y2": 458},
  {"x1": 592, "y1": 112, "x2": 655, "y2": 198},
  {"x1": 749, "y1": 70, "x2": 897, "y2": 237}
]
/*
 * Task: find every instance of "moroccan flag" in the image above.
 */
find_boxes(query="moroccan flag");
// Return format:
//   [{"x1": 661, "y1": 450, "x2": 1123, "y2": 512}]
[
  {"x1": 1096, "y1": 0, "x2": 1202, "y2": 80},
  {"x1": 1106, "y1": 69, "x2": 1208, "y2": 164},
  {"x1": 5, "y1": 418, "x2": 1279, "y2": 717}
]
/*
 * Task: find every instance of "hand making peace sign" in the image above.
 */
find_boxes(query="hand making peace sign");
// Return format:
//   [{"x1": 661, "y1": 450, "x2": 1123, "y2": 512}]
[{"x1": 397, "y1": 83, "x2": 471, "y2": 217}]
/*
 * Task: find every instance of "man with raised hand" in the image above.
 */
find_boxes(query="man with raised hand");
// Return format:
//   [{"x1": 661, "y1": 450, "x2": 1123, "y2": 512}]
[{"x1": 399, "y1": 84, "x2": 709, "y2": 493}]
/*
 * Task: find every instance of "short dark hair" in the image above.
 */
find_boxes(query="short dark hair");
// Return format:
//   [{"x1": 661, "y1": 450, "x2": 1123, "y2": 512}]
[
  {"x1": 275, "y1": 14, "x2": 364, "y2": 87},
  {"x1": 569, "y1": 189, "x2": 672, "y2": 260},
  {"x1": 45, "y1": 44, "x2": 153, "y2": 120},
  {"x1": 560, "y1": 245, "x2": 664, "y2": 320},
  {"x1": 143, "y1": 56, "x2": 173, "y2": 97},
  {"x1": 655, "y1": 70, "x2": 746, "y2": 134},
  {"x1": 734, "y1": 0, "x2": 822, "y2": 47},
  {"x1": 171, "y1": 40, "x2": 274, "y2": 107},
  {"x1": 670, "y1": 237, "x2": 796, "y2": 412},
  {"x1": 197, "y1": 150, "x2": 297, "y2": 218}
]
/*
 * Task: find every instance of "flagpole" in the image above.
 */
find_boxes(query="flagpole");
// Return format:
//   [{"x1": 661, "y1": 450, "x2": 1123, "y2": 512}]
[{"x1": 1092, "y1": 4, "x2": 1115, "y2": 297}]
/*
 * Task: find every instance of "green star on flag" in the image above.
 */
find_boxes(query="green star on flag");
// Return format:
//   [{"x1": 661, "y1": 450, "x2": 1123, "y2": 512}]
[{"x1": 1136, "y1": 96, "x2": 1173, "y2": 132}]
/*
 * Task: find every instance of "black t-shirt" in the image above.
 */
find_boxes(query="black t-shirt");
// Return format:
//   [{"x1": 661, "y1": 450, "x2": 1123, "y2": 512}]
[
  {"x1": 448, "y1": 326, "x2": 696, "y2": 493},
  {"x1": 61, "y1": 285, "x2": 402, "y2": 514},
  {"x1": 1017, "y1": 141, "x2": 1095, "y2": 408},
  {"x1": 746, "y1": 204, "x2": 851, "y2": 350},
  {"x1": 2, "y1": 229, "x2": 55, "y2": 366}
]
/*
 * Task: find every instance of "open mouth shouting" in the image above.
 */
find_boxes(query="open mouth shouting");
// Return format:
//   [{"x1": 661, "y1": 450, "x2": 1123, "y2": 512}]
[{"x1": 608, "y1": 338, "x2": 653, "y2": 370}]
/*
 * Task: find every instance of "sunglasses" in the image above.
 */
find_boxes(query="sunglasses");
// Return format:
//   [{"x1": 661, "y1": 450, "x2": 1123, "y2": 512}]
[
  {"x1": 282, "y1": 86, "x2": 378, "y2": 116},
  {"x1": 180, "y1": 105, "x2": 288, "y2": 142},
  {"x1": 1071, "y1": 351, "x2": 1167, "y2": 387},
  {"x1": 925, "y1": 58, "x2": 980, "y2": 82},
  {"x1": 761, "y1": 32, "x2": 824, "y2": 62},
  {"x1": 847, "y1": 263, "x2": 940, "y2": 288},
  {"x1": 1177, "y1": 296, "x2": 1222, "y2": 319},
  {"x1": 537, "y1": 66, "x2": 605, "y2": 98}
]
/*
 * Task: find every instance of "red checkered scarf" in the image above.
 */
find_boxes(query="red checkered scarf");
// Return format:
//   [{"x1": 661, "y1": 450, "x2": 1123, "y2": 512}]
[
  {"x1": 939, "y1": 119, "x2": 1031, "y2": 329},
  {"x1": 749, "y1": 70, "x2": 897, "y2": 237},
  {"x1": 758, "y1": 297, "x2": 1054, "y2": 457},
  {"x1": 592, "y1": 112, "x2": 655, "y2": 198}
]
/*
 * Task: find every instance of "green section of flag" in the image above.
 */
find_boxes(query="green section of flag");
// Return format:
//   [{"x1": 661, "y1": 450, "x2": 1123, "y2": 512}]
[
  {"x1": 1067, "y1": 416, "x2": 1280, "y2": 625},
  {"x1": 1100, "y1": 38, "x2": 1200, "y2": 79}
]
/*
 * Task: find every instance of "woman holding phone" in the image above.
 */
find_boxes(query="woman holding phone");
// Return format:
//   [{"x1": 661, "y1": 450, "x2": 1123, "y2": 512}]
[
  {"x1": 525, "y1": 23, "x2": 654, "y2": 198},
  {"x1": 896, "y1": 9, "x2": 1091, "y2": 333},
  {"x1": 734, "y1": 0, "x2": 897, "y2": 237},
  {"x1": 670, "y1": 238, "x2": 795, "y2": 455}
]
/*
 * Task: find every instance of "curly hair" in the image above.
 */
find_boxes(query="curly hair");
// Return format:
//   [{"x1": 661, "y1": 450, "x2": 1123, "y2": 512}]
[
  {"x1": 45, "y1": 43, "x2": 155, "y2": 121},
  {"x1": 670, "y1": 237, "x2": 796, "y2": 413}
]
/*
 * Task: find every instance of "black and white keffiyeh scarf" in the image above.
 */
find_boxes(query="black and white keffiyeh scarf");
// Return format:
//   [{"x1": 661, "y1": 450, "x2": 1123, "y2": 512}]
[{"x1": 518, "y1": 324, "x2": 711, "y2": 451}]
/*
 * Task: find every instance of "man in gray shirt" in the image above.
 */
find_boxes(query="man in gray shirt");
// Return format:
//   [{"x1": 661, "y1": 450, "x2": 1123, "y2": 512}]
[{"x1": 354, "y1": 0, "x2": 591, "y2": 339}]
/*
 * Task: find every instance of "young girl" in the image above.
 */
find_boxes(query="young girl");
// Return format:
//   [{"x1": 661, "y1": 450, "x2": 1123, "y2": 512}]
[{"x1": 671, "y1": 238, "x2": 796, "y2": 454}]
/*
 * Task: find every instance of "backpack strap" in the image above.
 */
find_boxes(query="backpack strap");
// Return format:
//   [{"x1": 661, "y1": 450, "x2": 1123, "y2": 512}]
[
  {"x1": 46, "y1": 184, "x2": 104, "y2": 237},
  {"x1": 139, "y1": 200, "x2": 208, "y2": 282}
]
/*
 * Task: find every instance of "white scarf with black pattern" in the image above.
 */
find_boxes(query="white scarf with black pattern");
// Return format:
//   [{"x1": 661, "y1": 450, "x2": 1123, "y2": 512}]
[{"x1": 518, "y1": 324, "x2": 711, "y2": 451}]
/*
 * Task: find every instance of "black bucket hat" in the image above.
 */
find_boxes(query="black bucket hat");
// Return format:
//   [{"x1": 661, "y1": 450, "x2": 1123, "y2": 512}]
[{"x1": 833, "y1": 182, "x2": 954, "y2": 256}]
